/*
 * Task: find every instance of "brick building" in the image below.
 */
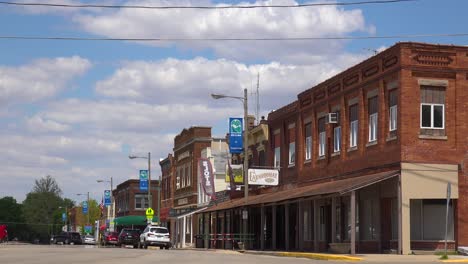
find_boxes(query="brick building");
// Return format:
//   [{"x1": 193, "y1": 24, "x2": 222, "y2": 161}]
[
  {"x1": 201, "y1": 42, "x2": 468, "y2": 254},
  {"x1": 159, "y1": 154, "x2": 175, "y2": 231}
]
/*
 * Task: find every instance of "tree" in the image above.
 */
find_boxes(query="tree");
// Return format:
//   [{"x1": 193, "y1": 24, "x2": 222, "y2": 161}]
[
  {"x1": 22, "y1": 176, "x2": 63, "y2": 242},
  {"x1": 0, "y1": 197, "x2": 24, "y2": 240},
  {"x1": 75, "y1": 199, "x2": 100, "y2": 234}
]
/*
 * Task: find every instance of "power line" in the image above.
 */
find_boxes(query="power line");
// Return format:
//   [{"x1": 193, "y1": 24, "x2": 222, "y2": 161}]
[
  {"x1": 1, "y1": 33, "x2": 468, "y2": 42},
  {"x1": 0, "y1": 0, "x2": 418, "y2": 9}
]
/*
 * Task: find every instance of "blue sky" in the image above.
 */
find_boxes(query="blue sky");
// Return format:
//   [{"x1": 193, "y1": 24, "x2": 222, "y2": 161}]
[{"x1": 0, "y1": 0, "x2": 467, "y2": 203}]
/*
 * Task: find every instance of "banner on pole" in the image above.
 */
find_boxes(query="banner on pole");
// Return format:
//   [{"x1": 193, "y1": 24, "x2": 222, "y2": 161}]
[
  {"x1": 82, "y1": 201, "x2": 88, "y2": 214},
  {"x1": 104, "y1": 190, "x2": 111, "y2": 206},
  {"x1": 139, "y1": 170, "x2": 148, "y2": 191},
  {"x1": 229, "y1": 118, "x2": 243, "y2": 154}
]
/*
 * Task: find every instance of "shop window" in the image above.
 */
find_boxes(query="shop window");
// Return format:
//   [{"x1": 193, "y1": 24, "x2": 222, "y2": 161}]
[{"x1": 410, "y1": 199, "x2": 454, "y2": 240}]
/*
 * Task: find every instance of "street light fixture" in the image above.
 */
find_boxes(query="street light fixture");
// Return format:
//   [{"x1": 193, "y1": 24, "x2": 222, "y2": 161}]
[
  {"x1": 96, "y1": 177, "x2": 114, "y2": 229},
  {"x1": 76, "y1": 192, "x2": 90, "y2": 226},
  {"x1": 211, "y1": 88, "x2": 249, "y2": 248},
  {"x1": 129, "y1": 152, "x2": 161, "y2": 225}
]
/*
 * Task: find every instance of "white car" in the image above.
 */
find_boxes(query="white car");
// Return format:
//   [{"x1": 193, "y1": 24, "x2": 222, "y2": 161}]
[
  {"x1": 139, "y1": 225, "x2": 171, "y2": 249},
  {"x1": 83, "y1": 235, "x2": 96, "y2": 245}
]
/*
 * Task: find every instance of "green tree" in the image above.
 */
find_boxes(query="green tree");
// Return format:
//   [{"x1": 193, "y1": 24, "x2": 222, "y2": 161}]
[
  {"x1": 22, "y1": 176, "x2": 63, "y2": 242},
  {"x1": 75, "y1": 199, "x2": 101, "y2": 234},
  {"x1": 0, "y1": 196, "x2": 24, "y2": 240}
]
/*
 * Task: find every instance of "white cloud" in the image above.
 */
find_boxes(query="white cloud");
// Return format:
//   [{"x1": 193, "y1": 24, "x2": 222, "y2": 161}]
[
  {"x1": 0, "y1": 56, "x2": 92, "y2": 105},
  {"x1": 71, "y1": 0, "x2": 373, "y2": 62}
]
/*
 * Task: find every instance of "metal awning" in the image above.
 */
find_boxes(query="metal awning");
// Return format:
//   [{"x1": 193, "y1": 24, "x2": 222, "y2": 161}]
[
  {"x1": 169, "y1": 207, "x2": 208, "y2": 219},
  {"x1": 204, "y1": 170, "x2": 399, "y2": 212}
]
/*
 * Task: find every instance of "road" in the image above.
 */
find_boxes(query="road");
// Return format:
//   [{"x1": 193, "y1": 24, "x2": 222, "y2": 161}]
[{"x1": 0, "y1": 244, "x2": 350, "y2": 264}]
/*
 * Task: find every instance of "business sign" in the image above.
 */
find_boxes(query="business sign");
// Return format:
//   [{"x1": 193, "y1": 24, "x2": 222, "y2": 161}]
[
  {"x1": 225, "y1": 164, "x2": 244, "y2": 184},
  {"x1": 248, "y1": 169, "x2": 279, "y2": 186},
  {"x1": 199, "y1": 158, "x2": 216, "y2": 199},
  {"x1": 82, "y1": 201, "x2": 88, "y2": 214},
  {"x1": 104, "y1": 190, "x2": 111, "y2": 206},
  {"x1": 229, "y1": 118, "x2": 243, "y2": 154},
  {"x1": 139, "y1": 170, "x2": 148, "y2": 191}
]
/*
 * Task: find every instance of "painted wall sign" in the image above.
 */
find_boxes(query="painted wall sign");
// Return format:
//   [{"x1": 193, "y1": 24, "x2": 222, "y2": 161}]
[{"x1": 248, "y1": 169, "x2": 279, "y2": 186}]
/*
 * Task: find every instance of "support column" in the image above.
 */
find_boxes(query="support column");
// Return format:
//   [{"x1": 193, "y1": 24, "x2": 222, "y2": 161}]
[
  {"x1": 314, "y1": 199, "x2": 319, "y2": 252},
  {"x1": 285, "y1": 203, "x2": 290, "y2": 251},
  {"x1": 260, "y1": 205, "x2": 265, "y2": 250},
  {"x1": 190, "y1": 215, "x2": 193, "y2": 245},
  {"x1": 331, "y1": 197, "x2": 336, "y2": 243},
  {"x1": 272, "y1": 205, "x2": 277, "y2": 250},
  {"x1": 298, "y1": 201, "x2": 304, "y2": 251},
  {"x1": 182, "y1": 216, "x2": 187, "y2": 248},
  {"x1": 351, "y1": 191, "x2": 356, "y2": 255}
]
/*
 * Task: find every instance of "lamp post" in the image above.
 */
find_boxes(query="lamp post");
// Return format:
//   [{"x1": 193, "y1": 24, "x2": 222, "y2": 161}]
[
  {"x1": 97, "y1": 177, "x2": 114, "y2": 226},
  {"x1": 129, "y1": 152, "x2": 161, "y2": 224},
  {"x1": 211, "y1": 88, "x2": 249, "y2": 248},
  {"x1": 76, "y1": 192, "x2": 90, "y2": 226}
]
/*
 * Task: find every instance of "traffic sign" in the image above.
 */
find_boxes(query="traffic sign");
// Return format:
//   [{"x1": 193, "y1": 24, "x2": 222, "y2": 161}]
[{"x1": 146, "y1": 208, "x2": 154, "y2": 217}]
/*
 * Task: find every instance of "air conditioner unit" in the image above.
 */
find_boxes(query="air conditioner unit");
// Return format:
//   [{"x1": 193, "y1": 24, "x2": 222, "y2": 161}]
[{"x1": 326, "y1": 112, "x2": 338, "y2": 124}]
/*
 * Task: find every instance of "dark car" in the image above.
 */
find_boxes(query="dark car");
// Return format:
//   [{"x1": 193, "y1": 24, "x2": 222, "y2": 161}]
[
  {"x1": 53, "y1": 232, "x2": 82, "y2": 245},
  {"x1": 117, "y1": 229, "x2": 140, "y2": 248},
  {"x1": 101, "y1": 231, "x2": 119, "y2": 246}
]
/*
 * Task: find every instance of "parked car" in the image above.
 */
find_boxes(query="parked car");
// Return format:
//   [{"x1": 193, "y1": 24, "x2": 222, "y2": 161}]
[
  {"x1": 101, "y1": 231, "x2": 119, "y2": 246},
  {"x1": 139, "y1": 225, "x2": 171, "y2": 249},
  {"x1": 53, "y1": 232, "x2": 82, "y2": 245},
  {"x1": 117, "y1": 229, "x2": 140, "y2": 248},
  {"x1": 83, "y1": 235, "x2": 96, "y2": 245}
]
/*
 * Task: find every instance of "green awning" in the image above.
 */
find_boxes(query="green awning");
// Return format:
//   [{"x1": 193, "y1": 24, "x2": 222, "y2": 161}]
[{"x1": 114, "y1": 215, "x2": 159, "y2": 226}]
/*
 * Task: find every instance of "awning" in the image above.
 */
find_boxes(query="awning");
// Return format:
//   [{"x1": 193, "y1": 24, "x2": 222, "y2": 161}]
[
  {"x1": 205, "y1": 170, "x2": 399, "y2": 212},
  {"x1": 114, "y1": 215, "x2": 160, "y2": 226},
  {"x1": 169, "y1": 207, "x2": 208, "y2": 220}
]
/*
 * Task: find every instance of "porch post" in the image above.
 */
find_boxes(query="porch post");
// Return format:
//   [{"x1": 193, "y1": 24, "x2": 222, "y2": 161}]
[
  {"x1": 398, "y1": 174, "x2": 403, "y2": 254},
  {"x1": 285, "y1": 203, "x2": 290, "y2": 251},
  {"x1": 313, "y1": 199, "x2": 319, "y2": 252},
  {"x1": 190, "y1": 215, "x2": 193, "y2": 245},
  {"x1": 260, "y1": 205, "x2": 265, "y2": 250},
  {"x1": 331, "y1": 197, "x2": 336, "y2": 244},
  {"x1": 351, "y1": 191, "x2": 356, "y2": 255},
  {"x1": 182, "y1": 216, "x2": 187, "y2": 248},
  {"x1": 272, "y1": 205, "x2": 277, "y2": 250}
]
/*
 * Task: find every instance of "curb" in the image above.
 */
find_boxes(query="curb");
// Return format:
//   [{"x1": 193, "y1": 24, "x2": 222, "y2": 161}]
[
  {"x1": 243, "y1": 250, "x2": 362, "y2": 261},
  {"x1": 441, "y1": 260, "x2": 468, "y2": 263}
]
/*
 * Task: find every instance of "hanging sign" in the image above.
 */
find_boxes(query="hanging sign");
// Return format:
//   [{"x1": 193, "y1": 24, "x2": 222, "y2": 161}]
[
  {"x1": 139, "y1": 170, "x2": 148, "y2": 191},
  {"x1": 199, "y1": 158, "x2": 216, "y2": 199},
  {"x1": 104, "y1": 190, "x2": 111, "y2": 206},
  {"x1": 229, "y1": 118, "x2": 243, "y2": 154}
]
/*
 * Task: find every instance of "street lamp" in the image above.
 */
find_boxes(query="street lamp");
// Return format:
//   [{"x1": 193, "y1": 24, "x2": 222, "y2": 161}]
[
  {"x1": 76, "y1": 192, "x2": 90, "y2": 226},
  {"x1": 211, "y1": 88, "x2": 249, "y2": 248},
  {"x1": 97, "y1": 177, "x2": 114, "y2": 228},
  {"x1": 211, "y1": 88, "x2": 249, "y2": 201},
  {"x1": 129, "y1": 152, "x2": 161, "y2": 224}
]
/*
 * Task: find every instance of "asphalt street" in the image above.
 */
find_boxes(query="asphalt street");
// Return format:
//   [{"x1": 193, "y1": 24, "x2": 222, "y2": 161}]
[{"x1": 0, "y1": 244, "x2": 349, "y2": 264}]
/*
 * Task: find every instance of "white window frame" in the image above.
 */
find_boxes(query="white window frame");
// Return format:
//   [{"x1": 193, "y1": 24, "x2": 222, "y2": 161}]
[
  {"x1": 333, "y1": 126, "x2": 341, "y2": 153},
  {"x1": 305, "y1": 136, "x2": 312, "y2": 161},
  {"x1": 274, "y1": 147, "x2": 281, "y2": 168},
  {"x1": 186, "y1": 165, "x2": 191, "y2": 187},
  {"x1": 389, "y1": 105, "x2": 397, "y2": 131},
  {"x1": 350, "y1": 120, "x2": 358, "y2": 148},
  {"x1": 288, "y1": 142, "x2": 295, "y2": 165},
  {"x1": 420, "y1": 103, "x2": 445, "y2": 129},
  {"x1": 176, "y1": 170, "x2": 180, "y2": 190},
  {"x1": 318, "y1": 131, "x2": 326, "y2": 157},
  {"x1": 369, "y1": 113, "x2": 378, "y2": 142},
  {"x1": 181, "y1": 167, "x2": 185, "y2": 188},
  {"x1": 134, "y1": 194, "x2": 149, "y2": 210}
]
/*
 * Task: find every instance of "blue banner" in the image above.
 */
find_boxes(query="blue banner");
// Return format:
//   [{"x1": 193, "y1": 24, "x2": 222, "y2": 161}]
[
  {"x1": 82, "y1": 201, "x2": 88, "y2": 214},
  {"x1": 140, "y1": 170, "x2": 148, "y2": 191},
  {"x1": 229, "y1": 118, "x2": 243, "y2": 153},
  {"x1": 104, "y1": 190, "x2": 111, "y2": 206}
]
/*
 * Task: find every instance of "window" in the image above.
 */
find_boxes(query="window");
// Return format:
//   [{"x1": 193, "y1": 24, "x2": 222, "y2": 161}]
[
  {"x1": 135, "y1": 194, "x2": 149, "y2": 209},
  {"x1": 410, "y1": 199, "x2": 454, "y2": 240},
  {"x1": 304, "y1": 123, "x2": 312, "y2": 161},
  {"x1": 389, "y1": 89, "x2": 397, "y2": 131},
  {"x1": 333, "y1": 111, "x2": 341, "y2": 153},
  {"x1": 186, "y1": 165, "x2": 191, "y2": 187},
  {"x1": 176, "y1": 169, "x2": 180, "y2": 190},
  {"x1": 420, "y1": 86, "x2": 446, "y2": 135},
  {"x1": 318, "y1": 117, "x2": 326, "y2": 157},
  {"x1": 288, "y1": 126, "x2": 296, "y2": 165},
  {"x1": 349, "y1": 104, "x2": 358, "y2": 148},
  {"x1": 368, "y1": 96, "x2": 378, "y2": 142},
  {"x1": 181, "y1": 167, "x2": 185, "y2": 188},
  {"x1": 258, "y1": 150, "x2": 265, "y2": 166},
  {"x1": 273, "y1": 133, "x2": 280, "y2": 168}
]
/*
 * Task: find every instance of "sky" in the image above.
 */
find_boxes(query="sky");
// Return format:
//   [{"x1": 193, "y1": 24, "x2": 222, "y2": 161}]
[{"x1": 1, "y1": 0, "x2": 467, "y2": 204}]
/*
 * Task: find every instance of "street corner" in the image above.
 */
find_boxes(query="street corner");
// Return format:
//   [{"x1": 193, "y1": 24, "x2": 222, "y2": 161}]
[{"x1": 276, "y1": 252, "x2": 363, "y2": 261}]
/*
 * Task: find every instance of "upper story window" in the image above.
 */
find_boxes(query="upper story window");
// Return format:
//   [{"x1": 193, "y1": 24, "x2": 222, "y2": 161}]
[
  {"x1": 389, "y1": 89, "x2": 398, "y2": 132},
  {"x1": 333, "y1": 111, "x2": 341, "y2": 153},
  {"x1": 368, "y1": 96, "x2": 378, "y2": 143},
  {"x1": 420, "y1": 86, "x2": 445, "y2": 131},
  {"x1": 288, "y1": 125, "x2": 296, "y2": 165},
  {"x1": 176, "y1": 169, "x2": 180, "y2": 190},
  {"x1": 258, "y1": 150, "x2": 265, "y2": 167},
  {"x1": 304, "y1": 123, "x2": 312, "y2": 161},
  {"x1": 181, "y1": 166, "x2": 186, "y2": 188},
  {"x1": 186, "y1": 165, "x2": 191, "y2": 187},
  {"x1": 349, "y1": 104, "x2": 359, "y2": 148},
  {"x1": 273, "y1": 132, "x2": 281, "y2": 168},
  {"x1": 318, "y1": 117, "x2": 326, "y2": 157},
  {"x1": 135, "y1": 194, "x2": 149, "y2": 210}
]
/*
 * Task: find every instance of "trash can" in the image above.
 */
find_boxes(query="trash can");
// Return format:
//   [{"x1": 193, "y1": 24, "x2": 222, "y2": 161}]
[{"x1": 195, "y1": 235, "x2": 204, "y2": 248}]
